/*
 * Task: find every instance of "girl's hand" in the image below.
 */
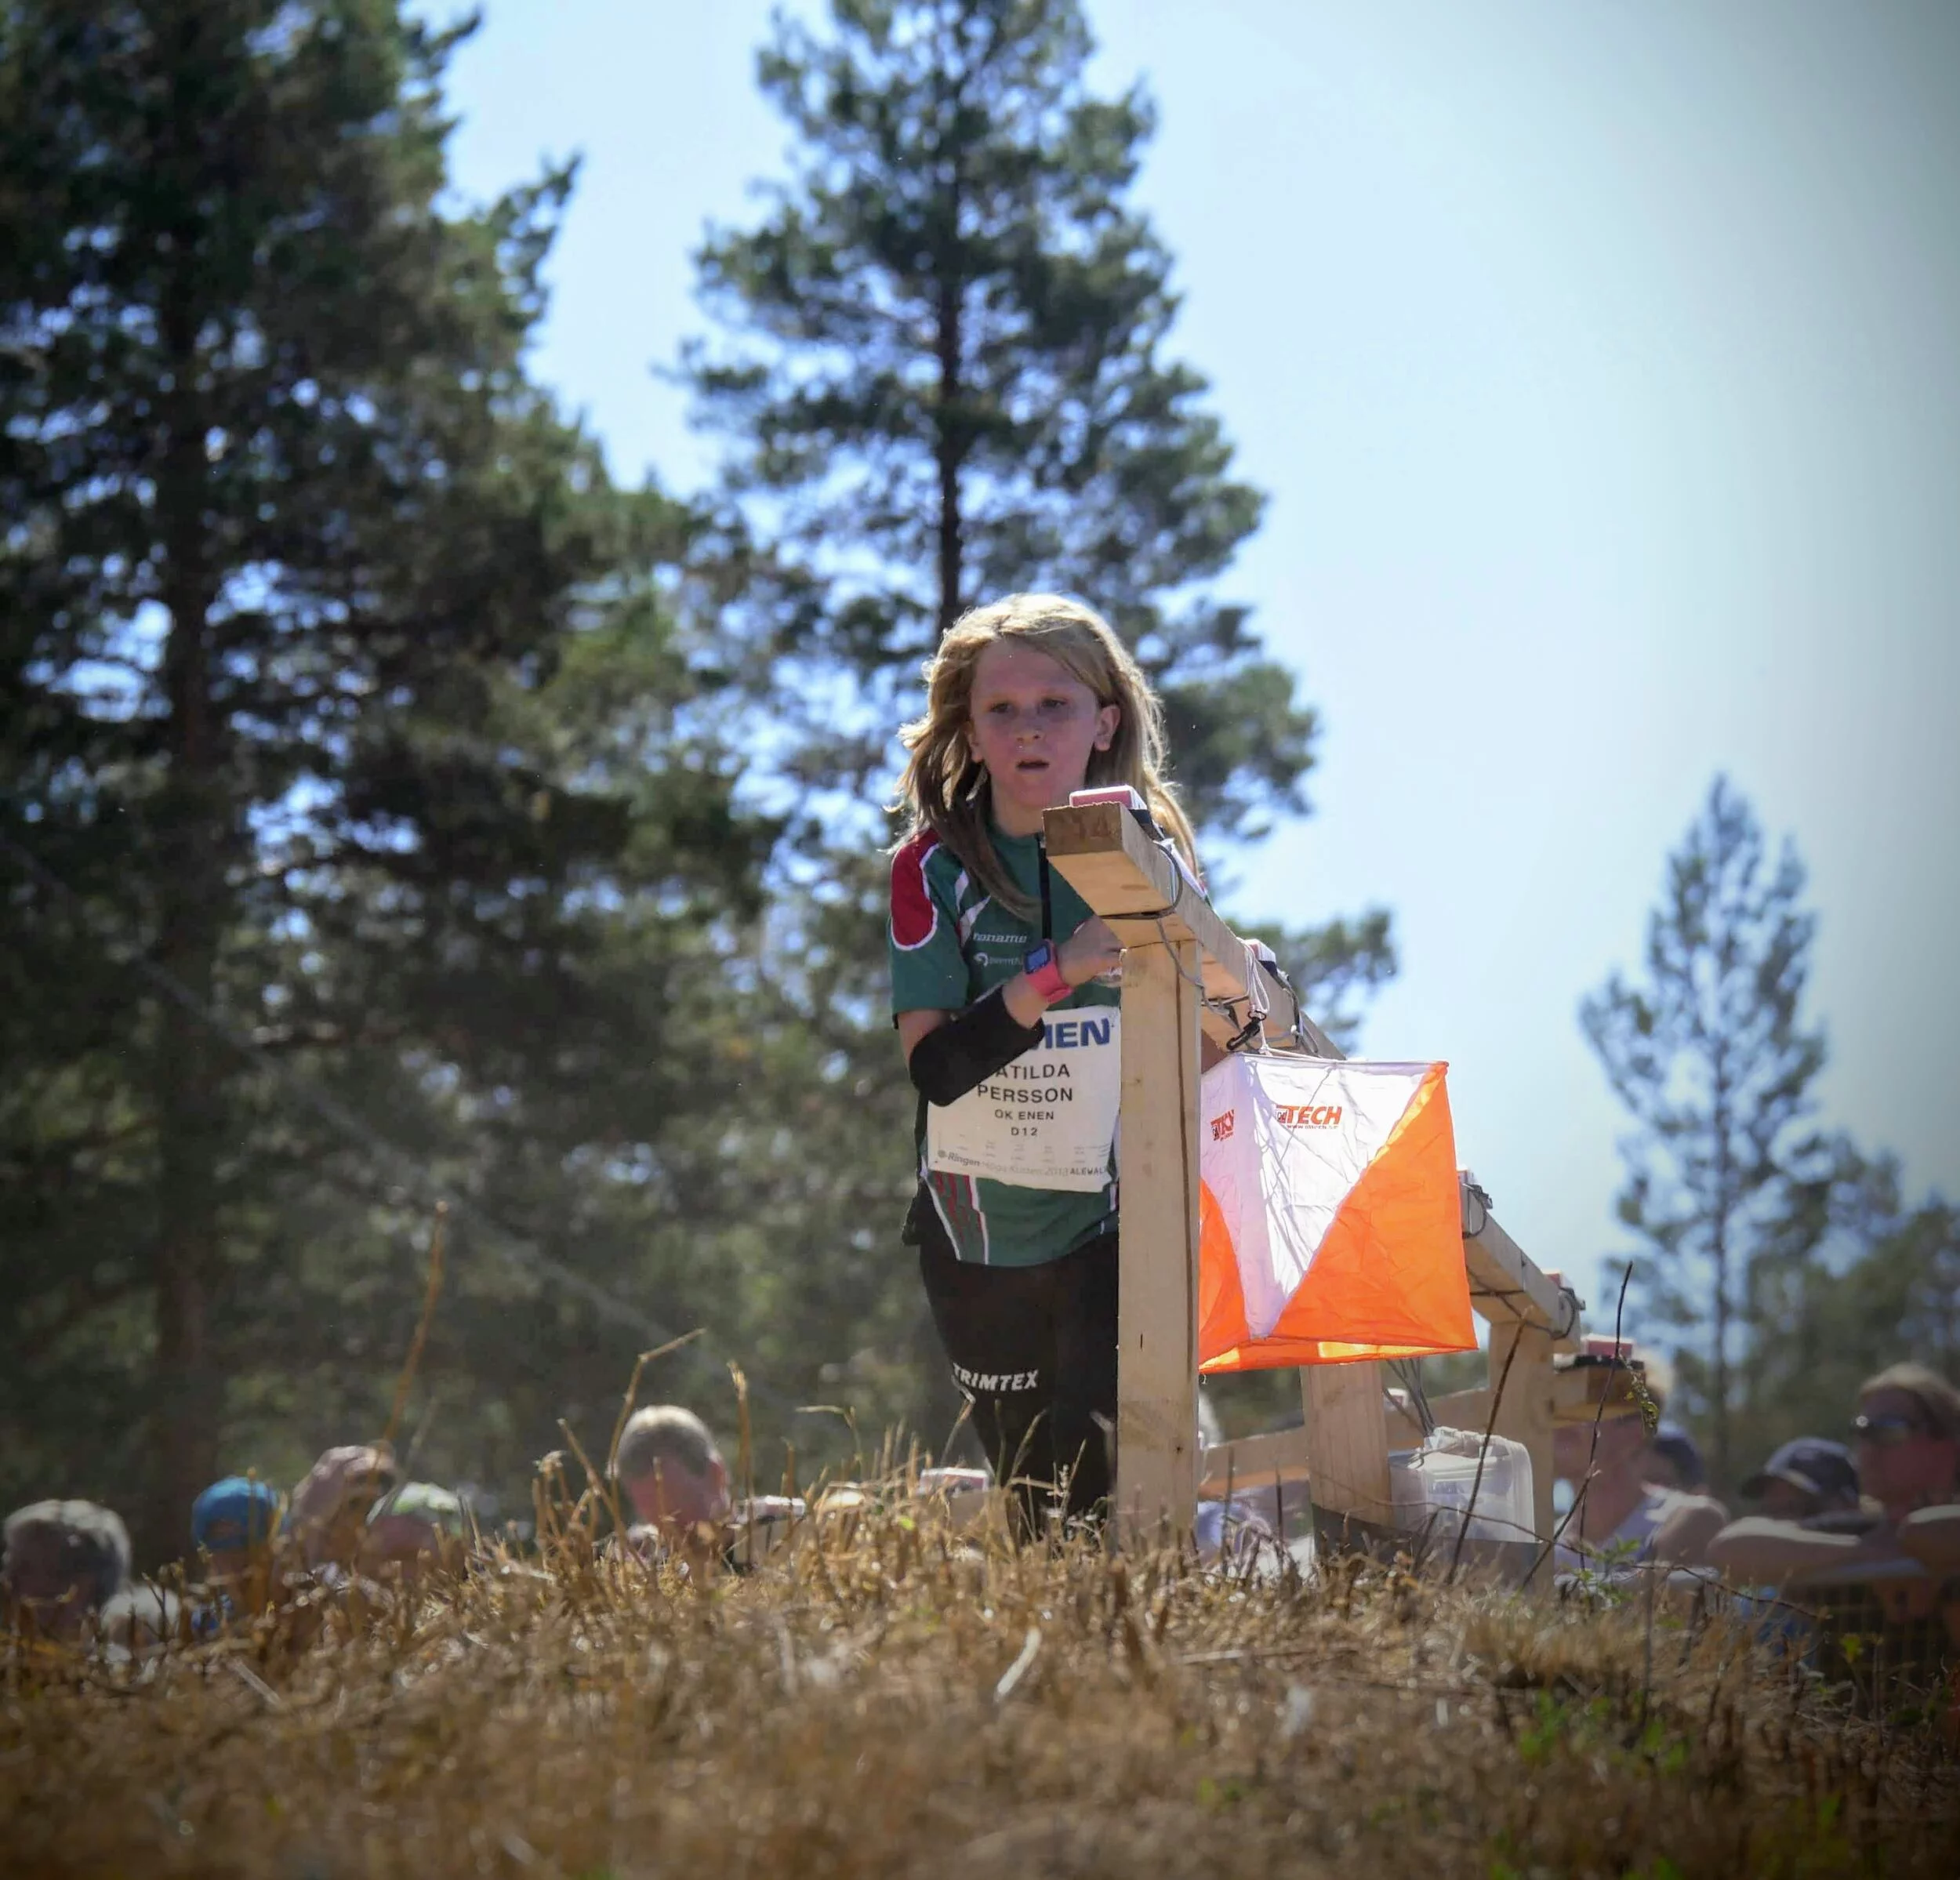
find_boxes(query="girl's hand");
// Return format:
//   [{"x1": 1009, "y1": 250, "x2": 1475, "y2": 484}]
[{"x1": 1058, "y1": 916, "x2": 1123, "y2": 987}]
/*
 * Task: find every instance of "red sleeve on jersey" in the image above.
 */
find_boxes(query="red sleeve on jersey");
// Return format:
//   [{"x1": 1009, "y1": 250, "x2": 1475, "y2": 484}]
[{"x1": 890, "y1": 833, "x2": 942, "y2": 950}]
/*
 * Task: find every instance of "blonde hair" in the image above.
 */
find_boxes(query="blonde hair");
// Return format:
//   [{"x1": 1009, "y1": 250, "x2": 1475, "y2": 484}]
[{"x1": 895, "y1": 594, "x2": 1198, "y2": 920}]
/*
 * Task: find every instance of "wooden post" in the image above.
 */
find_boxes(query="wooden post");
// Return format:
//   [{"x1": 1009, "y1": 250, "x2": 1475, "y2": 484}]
[
  {"x1": 1303, "y1": 1361, "x2": 1394, "y2": 1538},
  {"x1": 1112, "y1": 935, "x2": 1202, "y2": 1542},
  {"x1": 1489, "y1": 1321, "x2": 1558, "y2": 1545}
]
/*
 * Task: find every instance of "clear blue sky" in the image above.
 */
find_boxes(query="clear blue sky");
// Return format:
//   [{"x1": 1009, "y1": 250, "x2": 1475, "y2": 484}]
[{"x1": 432, "y1": 0, "x2": 1960, "y2": 1324}]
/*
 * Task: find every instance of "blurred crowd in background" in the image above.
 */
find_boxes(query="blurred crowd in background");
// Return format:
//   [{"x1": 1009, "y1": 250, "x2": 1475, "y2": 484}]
[{"x1": 7, "y1": 1356, "x2": 1956, "y2": 1704}]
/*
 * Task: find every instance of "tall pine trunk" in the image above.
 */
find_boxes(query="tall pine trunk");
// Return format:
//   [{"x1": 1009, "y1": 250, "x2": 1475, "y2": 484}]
[
  {"x1": 147, "y1": 283, "x2": 227, "y2": 1559},
  {"x1": 1710, "y1": 1074, "x2": 1733, "y2": 1485},
  {"x1": 932, "y1": 226, "x2": 965, "y2": 639}
]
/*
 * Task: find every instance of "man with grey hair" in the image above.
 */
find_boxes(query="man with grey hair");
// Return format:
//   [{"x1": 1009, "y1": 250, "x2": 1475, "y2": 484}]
[
  {"x1": 612, "y1": 1406, "x2": 731, "y2": 1576},
  {"x1": 2, "y1": 1500, "x2": 132, "y2": 1641}
]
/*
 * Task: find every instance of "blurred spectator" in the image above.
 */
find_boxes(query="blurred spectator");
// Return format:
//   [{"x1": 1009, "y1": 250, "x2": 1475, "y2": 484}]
[
  {"x1": 1851, "y1": 1363, "x2": 1960, "y2": 1523},
  {"x1": 1708, "y1": 1364, "x2": 1960, "y2": 1582},
  {"x1": 361, "y1": 1482, "x2": 469, "y2": 1584},
  {"x1": 1553, "y1": 1352, "x2": 1727, "y2": 1572},
  {"x1": 186, "y1": 1474, "x2": 287, "y2": 1637},
  {"x1": 613, "y1": 1406, "x2": 731, "y2": 1577},
  {"x1": 193, "y1": 1476, "x2": 284, "y2": 1581},
  {"x1": 1896, "y1": 1504, "x2": 1960, "y2": 1574},
  {"x1": 289, "y1": 1443, "x2": 397, "y2": 1570},
  {"x1": 1738, "y1": 1439, "x2": 1861, "y2": 1523},
  {"x1": 1644, "y1": 1422, "x2": 1708, "y2": 1493},
  {"x1": 2, "y1": 1501, "x2": 131, "y2": 1641}
]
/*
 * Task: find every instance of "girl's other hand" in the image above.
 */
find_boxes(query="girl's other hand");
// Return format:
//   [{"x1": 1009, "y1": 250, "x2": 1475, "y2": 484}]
[{"x1": 1058, "y1": 916, "x2": 1123, "y2": 987}]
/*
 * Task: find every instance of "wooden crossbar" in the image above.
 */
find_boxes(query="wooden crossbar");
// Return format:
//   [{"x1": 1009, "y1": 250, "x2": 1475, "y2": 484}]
[
  {"x1": 1461, "y1": 1180, "x2": 1580, "y2": 1337},
  {"x1": 1044, "y1": 801, "x2": 1338, "y2": 1054},
  {"x1": 1042, "y1": 799, "x2": 1584, "y2": 1550},
  {"x1": 1196, "y1": 1365, "x2": 1641, "y2": 1499}
]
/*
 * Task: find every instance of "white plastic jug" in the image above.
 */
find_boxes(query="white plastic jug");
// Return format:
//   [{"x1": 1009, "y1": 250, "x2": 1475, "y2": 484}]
[{"x1": 1391, "y1": 1426, "x2": 1535, "y2": 1546}]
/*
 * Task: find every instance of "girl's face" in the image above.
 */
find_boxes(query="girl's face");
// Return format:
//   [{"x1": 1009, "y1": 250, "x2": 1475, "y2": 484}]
[{"x1": 965, "y1": 638, "x2": 1120, "y2": 835}]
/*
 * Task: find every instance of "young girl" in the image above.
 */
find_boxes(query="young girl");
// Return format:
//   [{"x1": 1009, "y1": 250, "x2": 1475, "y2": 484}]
[{"x1": 888, "y1": 593, "x2": 1200, "y2": 1533}]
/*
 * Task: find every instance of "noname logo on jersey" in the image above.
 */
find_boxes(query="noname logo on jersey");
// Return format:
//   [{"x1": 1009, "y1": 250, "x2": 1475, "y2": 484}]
[
  {"x1": 1042, "y1": 1016, "x2": 1111, "y2": 1050},
  {"x1": 1275, "y1": 1103, "x2": 1344, "y2": 1128}
]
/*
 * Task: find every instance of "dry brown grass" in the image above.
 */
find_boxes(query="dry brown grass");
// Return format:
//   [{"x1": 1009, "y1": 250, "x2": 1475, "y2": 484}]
[{"x1": 4, "y1": 1483, "x2": 1958, "y2": 1880}]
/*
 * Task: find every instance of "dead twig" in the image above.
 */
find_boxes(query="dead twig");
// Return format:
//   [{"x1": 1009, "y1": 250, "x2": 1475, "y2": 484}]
[
  {"x1": 382, "y1": 1201, "x2": 448, "y2": 1455},
  {"x1": 604, "y1": 1330, "x2": 709, "y2": 1479}
]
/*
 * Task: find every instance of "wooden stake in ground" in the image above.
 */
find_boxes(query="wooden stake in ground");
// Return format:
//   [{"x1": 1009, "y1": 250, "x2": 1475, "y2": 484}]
[{"x1": 1112, "y1": 935, "x2": 1202, "y2": 1540}]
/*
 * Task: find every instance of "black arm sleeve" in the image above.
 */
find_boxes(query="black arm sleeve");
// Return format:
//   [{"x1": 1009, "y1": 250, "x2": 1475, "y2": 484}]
[{"x1": 906, "y1": 989, "x2": 1045, "y2": 1107}]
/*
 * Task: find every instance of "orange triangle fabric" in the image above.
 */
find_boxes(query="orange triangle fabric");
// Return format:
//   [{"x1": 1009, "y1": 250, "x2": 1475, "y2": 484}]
[
  {"x1": 1196, "y1": 1056, "x2": 1476, "y2": 1374},
  {"x1": 1196, "y1": 1178, "x2": 1252, "y2": 1361}
]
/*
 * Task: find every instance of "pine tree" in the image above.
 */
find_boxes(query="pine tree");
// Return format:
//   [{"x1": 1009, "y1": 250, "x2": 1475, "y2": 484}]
[
  {"x1": 1581, "y1": 776, "x2": 1831, "y2": 1485},
  {"x1": 663, "y1": 2, "x2": 1402, "y2": 1468},
  {"x1": 668, "y1": 0, "x2": 1406, "y2": 1469},
  {"x1": 684, "y1": 0, "x2": 1316, "y2": 836},
  {"x1": 0, "y1": 1, "x2": 764, "y2": 1551}
]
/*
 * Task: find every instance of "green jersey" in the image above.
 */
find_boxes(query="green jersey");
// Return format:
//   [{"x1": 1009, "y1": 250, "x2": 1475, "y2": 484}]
[{"x1": 888, "y1": 824, "x2": 1120, "y2": 1266}]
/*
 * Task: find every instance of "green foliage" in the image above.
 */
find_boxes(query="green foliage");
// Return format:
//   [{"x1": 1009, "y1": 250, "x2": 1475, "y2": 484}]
[
  {"x1": 683, "y1": 0, "x2": 1312, "y2": 840},
  {"x1": 0, "y1": 0, "x2": 767, "y2": 1553},
  {"x1": 2, "y1": 0, "x2": 1406, "y2": 1558},
  {"x1": 678, "y1": 5, "x2": 1396, "y2": 1443}
]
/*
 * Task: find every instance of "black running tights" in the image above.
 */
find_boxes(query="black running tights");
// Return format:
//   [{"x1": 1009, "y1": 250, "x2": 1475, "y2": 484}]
[{"x1": 917, "y1": 1219, "x2": 1118, "y2": 1538}]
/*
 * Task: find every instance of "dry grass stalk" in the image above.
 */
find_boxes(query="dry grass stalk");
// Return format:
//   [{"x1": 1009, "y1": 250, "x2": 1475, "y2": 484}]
[
  {"x1": 382, "y1": 1203, "x2": 448, "y2": 1457},
  {"x1": 4, "y1": 1459, "x2": 1957, "y2": 1878}
]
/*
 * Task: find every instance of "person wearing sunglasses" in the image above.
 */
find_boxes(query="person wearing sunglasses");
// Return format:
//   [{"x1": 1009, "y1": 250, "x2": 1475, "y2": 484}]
[
  {"x1": 1708, "y1": 1362, "x2": 1960, "y2": 1582},
  {"x1": 1849, "y1": 1363, "x2": 1960, "y2": 1524}
]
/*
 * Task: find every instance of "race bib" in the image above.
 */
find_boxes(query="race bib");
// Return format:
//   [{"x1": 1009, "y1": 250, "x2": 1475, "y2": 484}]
[{"x1": 926, "y1": 1009, "x2": 1121, "y2": 1193}]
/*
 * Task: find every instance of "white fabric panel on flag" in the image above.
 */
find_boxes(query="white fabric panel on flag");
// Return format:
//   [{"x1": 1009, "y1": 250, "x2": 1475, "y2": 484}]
[{"x1": 1201, "y1": 1055, "x2": 1433, "y2": 1337}]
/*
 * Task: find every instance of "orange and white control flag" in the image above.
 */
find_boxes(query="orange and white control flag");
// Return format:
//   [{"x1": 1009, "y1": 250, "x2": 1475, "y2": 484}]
[{"x1": 1197, "y1": 1054, "x2": 1475, "y2": 1372}]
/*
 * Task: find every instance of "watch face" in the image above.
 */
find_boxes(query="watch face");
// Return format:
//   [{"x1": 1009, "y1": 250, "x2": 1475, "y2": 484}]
[{"x1": 1025, "y1": 942, "x2": 1054, "y2": 971}]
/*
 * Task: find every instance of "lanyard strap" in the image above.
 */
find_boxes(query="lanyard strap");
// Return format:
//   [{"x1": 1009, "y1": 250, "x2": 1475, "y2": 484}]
[{"x1": 1037, "y1": 837, "x2": 1053, "y2": 942}]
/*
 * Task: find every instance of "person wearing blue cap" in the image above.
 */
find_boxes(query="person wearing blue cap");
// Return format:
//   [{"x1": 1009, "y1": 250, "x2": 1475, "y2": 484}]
[
  {"x1": 188, "y1": 1476, "x2": 285, "y2": 1637},
  {"x1": 192, "y1": 1477, "x2": 283, "y2": 1584},
  {"x1": 1740, "y1": 1439, "x2": 1861, "y2": 1523}
]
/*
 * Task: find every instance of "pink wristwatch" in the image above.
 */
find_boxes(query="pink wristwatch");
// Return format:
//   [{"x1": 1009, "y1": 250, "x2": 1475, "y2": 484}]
[{"x1": 1022, "y1": 940, "x2": 1072, "y2": 1007}]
